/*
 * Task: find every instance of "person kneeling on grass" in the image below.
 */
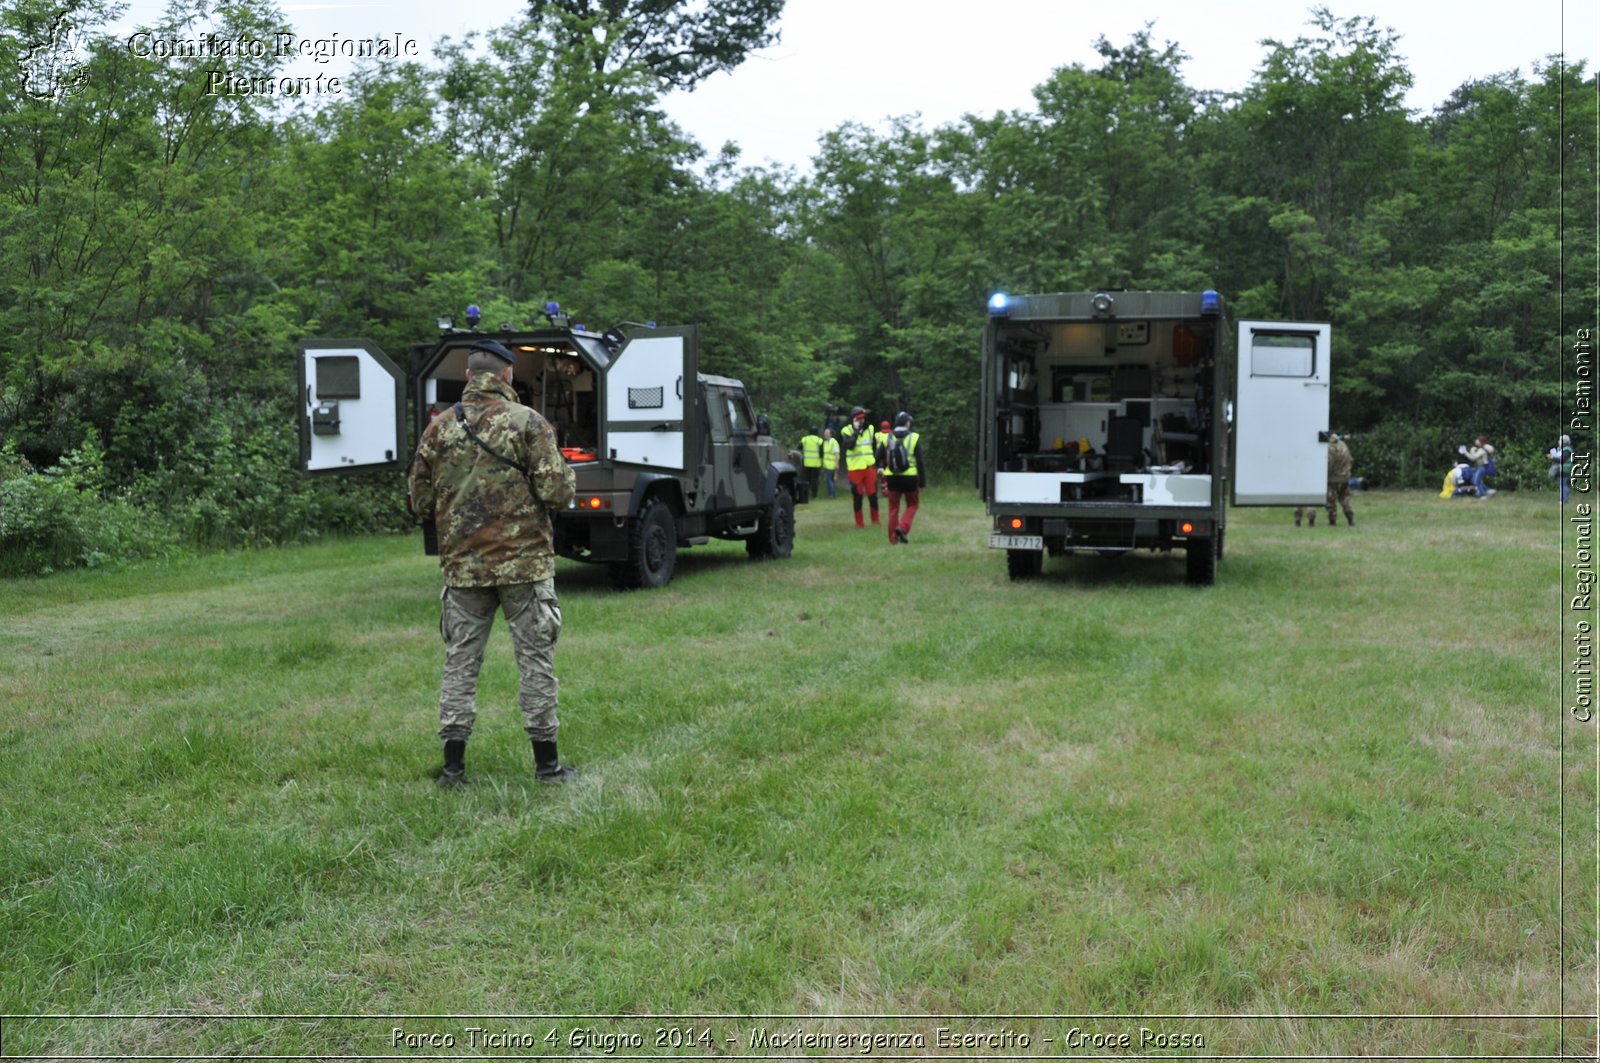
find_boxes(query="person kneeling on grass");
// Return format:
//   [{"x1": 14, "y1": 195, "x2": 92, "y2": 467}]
[{"x1": 1441, "y1": 460, "x2": 1479, "y2": 499}]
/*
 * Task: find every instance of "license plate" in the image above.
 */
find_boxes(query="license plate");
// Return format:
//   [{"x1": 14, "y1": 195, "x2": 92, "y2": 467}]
[{"x1": 988, "y1": 534, "x2": 1043, "y2": 551}]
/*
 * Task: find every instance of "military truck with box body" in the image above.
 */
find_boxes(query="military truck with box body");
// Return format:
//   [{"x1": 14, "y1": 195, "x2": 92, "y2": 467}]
[
  {"x1": 296, "y1": 311, "x2": 806, "y2": 589},
  {"x1": 978, "y1": 289, "x2": 1331, "y2": 584}
]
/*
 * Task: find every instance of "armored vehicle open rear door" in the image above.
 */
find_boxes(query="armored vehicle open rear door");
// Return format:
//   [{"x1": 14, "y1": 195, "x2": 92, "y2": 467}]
[
  {"x1": 604, "y1": 327, "x2": 694, "y2": 470},
  {"x1": 1232, "y1": 320, "x2": 1332, "y2": 505},
  {"x1": 296, "y1": 339, "x2": 405, "y2": 473}
]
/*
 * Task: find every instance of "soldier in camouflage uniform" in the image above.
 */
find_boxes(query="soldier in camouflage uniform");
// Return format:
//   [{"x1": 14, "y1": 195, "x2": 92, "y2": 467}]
[
  {"x1": 1294, "y1": 434, "x2": 1355, "y2": 527},
  {"x1": 408, "y1": 339, "x2": 578, "y2": 787},
  {"x1": 1324, "y1": 433, "x2": 1355, "y2": 526}
]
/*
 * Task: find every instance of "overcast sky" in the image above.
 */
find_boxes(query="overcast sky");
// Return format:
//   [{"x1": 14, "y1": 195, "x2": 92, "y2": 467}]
[{"x1": 104, "y1": 0, "x2": 1598, "y2": 170}]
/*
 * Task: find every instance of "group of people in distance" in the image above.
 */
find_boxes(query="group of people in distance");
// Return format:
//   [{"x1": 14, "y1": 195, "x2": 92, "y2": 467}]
[
  {"x1": 1369, "y1": 430, "x2": 1576, "y2": 504},
  {"x1": 1296, "y1": 427, "x2": 1573, "y2": 526},
  {"x1": 1441, "y1": 435, "x2": 1500, "y2": 500},
  {"x1": 797, "y1": 406, "x2": 927, "y2": 545}
]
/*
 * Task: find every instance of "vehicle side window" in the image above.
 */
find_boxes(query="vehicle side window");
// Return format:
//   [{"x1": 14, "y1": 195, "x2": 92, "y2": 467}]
[
  {"x1": 1248, "y1": 333, "x2": 1316, "y2": 378},
  {"x1": 723, "y1": 389, "x2": 754, "y2": 433},
  {"x1": 707, "y1": 391, "x2": 731, "y2": 443}
]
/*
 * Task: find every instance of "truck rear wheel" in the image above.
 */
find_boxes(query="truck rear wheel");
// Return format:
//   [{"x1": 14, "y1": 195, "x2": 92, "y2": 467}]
[
  {"x1": 612, "y1": 495, "x2": 677, "y2": 590},
  {"x1": 1185, "y1": 536, "x2": 1216, "y2": 586},
  {"x1": 1006, "y1": 549, "x2": 1043, "y2": 581},
  {"x1": 746, "y1": 485, "x2": 795, "y2": 559}
]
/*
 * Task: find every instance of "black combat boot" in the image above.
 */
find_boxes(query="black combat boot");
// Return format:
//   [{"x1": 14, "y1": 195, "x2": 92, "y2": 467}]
[
  {"x1": 1308, "y1": 512, "x2": 1316, "y2": 526},
  {"x1": 438, "y1": 739, "x2": 467, "y2": 789},
  {"x1": 1345, "y1": 512, "x2": 1355, "y2": 527},
  {"x1": 532, "y1": 739, "x2": 579, "y2": 783}
]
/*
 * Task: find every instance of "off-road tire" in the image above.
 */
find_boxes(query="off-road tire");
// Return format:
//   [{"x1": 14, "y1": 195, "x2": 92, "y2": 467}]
[
  {"x1": 1185, "y1": 535, "x2": 1217, "y2": 586},
  {"x1": 1006, "y1": 548, "x2": 1043, "y2": 581},
  {"x1": 746, "y1": 486, "x2": 795, "y2": 559},
  {"x1": 612, "y1": 495, "x2": 677, "y2": 590}
]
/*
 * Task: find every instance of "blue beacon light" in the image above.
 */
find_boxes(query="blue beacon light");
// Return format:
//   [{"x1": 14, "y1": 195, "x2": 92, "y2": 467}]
[{"x1": 988, "y1": 292, "x2": 1009, "y2": 316}]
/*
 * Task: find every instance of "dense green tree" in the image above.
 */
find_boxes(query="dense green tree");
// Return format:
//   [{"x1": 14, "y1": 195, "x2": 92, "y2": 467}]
[
  {"x1": 433, "y1": 20, "x2": 699, "y2": 303},
  {"x1": 1194, "y1": 9, "x2": 1414, "y2": 314},
  {"x1": 0, "y1": 0, "x2": 291, "y2": 468},
  {"x1": 525, "y1": 0, "x2": 785, "y2": 89},
  {"x1": 281, "y1": 64, "x2": 495, "y2": 353}
]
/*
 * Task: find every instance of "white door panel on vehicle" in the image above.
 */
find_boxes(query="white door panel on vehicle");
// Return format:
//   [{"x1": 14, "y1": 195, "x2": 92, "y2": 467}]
[
  {"x1": 606, "y1": 333, "x2": 688, "y2": 469},
  {"x1": 297, "y1": 339, "x2": 404, "y2": 473},
  {"x1": 1234, "y1": 320, "x2": 1331, "y2": 505}
]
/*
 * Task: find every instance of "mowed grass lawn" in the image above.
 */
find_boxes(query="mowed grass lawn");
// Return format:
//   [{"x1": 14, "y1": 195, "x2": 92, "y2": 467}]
[{"x1": 0, "y1": 487, "x2": 1592, "y2": 1058}]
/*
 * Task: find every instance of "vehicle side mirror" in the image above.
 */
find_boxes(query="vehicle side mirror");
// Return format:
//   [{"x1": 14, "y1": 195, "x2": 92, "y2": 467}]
[{"x1": 756, "y1": 415, "x2": 771, "y2": 437}]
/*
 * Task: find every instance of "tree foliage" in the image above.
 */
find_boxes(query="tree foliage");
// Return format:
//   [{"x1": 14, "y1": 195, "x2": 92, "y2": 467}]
[{"x1": 526, "y1": 0, "x2": 784, "y2": 89}]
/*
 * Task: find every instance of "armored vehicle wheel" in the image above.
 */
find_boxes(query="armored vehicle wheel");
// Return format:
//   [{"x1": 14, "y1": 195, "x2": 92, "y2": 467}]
[
  {"x1": 1006, "y1": 548, "x2": 1043, "y2": 581},
  {"x1": 1185, "y1": 535, "x2": 1216, "y2": 586},
  {"x1": 613, "y1": 495, "x2": 677, "y2": 590},
  {"x1": 746, "y1": 485, "x2": 795, "y2": 559}
]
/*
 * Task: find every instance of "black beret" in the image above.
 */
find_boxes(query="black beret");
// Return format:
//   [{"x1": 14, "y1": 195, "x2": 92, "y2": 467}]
[{"x1": 469, "y1": 339, "x2": 516, "y2": 366}]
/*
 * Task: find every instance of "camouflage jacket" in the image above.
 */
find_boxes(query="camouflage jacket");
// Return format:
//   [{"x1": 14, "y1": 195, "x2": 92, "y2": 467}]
[
  {"x1": 409, "y1": 372, "x2": 576, "y2": 587},
  {"x1": 1327, "y1": 438, "x2": 1353, "y2": 481}
]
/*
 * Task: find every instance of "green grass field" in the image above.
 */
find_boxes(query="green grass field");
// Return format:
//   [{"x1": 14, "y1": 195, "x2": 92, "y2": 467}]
[{"x1": 1, "y1": 488, "x2": 1593, "y2": 1058}]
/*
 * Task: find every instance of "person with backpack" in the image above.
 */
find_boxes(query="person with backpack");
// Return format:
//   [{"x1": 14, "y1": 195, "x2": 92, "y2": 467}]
[
  {"x1": 884, "y1": 411, "x2": 926, "y2": 544},
  {"x1": 876, "y1": 420, "x2": 894, "y2": 498}
]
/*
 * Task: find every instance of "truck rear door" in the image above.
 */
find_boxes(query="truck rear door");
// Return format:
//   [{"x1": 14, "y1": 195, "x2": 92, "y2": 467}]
[
  {"x1": 1232, "y1": 320, "x2": 1332, "y2": 505},
  {"x1": 604, "y1": 326, "x2": 696, "y2": 470},
  {"x1": 296, "y1": 339, "x2": 405, "y2": 473}
]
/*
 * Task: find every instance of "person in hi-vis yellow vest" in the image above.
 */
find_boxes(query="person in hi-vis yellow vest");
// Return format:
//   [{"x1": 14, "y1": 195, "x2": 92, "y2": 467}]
[
  {"x1": 822, "y1": 428, "x2": 841, "y2": 499},
  {"x1": 837, "y1": 406, "x2": 880, "y2": 528},
  {"x1": 883, "y1": 411, "x2": 927, "y2": 544},
  {"x1": 798, "y1": 427, "x2": 824, "y2": 501}
]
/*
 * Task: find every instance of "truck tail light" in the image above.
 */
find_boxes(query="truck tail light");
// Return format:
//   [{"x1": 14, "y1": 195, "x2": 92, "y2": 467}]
[
  {"x1": 1008, "y1": 517, "x2": 1024, "y2": 530},
  {"x1": 1180, "y1": 521, "x2": 1195, "y2": 534},
  {"x1": 585, "y1": 497, "x2": 610, "y2": 510}
]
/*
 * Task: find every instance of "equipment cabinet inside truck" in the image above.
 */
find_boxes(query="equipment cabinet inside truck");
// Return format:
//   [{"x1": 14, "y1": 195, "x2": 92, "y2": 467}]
[
  {"x1": 987, "y1": 297, "x2": 1219, "y2": 510},
  {"x1": 412, "y1": 332, "x2": 606, "y2": 462}
]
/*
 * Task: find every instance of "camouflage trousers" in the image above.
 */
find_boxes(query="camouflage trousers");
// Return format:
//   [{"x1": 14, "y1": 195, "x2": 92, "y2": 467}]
[
  {"x1": 437, "y1": 579, "x2": 561, "y2": 743},
  {"x1": 1295, "y1": 483, "x2": 1354, "y2": 525},
  {"x1": 1326, "y1": 480, "x2": 1353, "y2": 521}
]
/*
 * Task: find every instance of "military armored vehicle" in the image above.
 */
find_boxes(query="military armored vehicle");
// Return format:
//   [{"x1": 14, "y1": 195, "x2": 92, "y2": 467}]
[
  {"x1": 978, "y1": 289, "x2": 1331, "y2": 585},
  {"x1": 296, "y1": 307, "x2": 807, "y2": 589}
]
